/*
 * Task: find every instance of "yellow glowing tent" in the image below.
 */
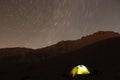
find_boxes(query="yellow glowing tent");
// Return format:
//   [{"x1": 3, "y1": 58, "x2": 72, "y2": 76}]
[{"x1": 70, "y1": 65, "x2": 90, "y2": 77}]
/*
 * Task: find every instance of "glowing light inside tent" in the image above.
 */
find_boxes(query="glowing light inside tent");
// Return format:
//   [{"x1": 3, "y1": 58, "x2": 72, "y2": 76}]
[{"x1": 71, "y1": 65, "x2": 90, "y2": 77}]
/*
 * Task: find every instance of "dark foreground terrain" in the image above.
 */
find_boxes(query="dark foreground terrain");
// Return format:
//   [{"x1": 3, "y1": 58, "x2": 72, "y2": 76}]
[
  {"x1": 36, "y1": 37, "x2": 120, "y2": 80},
  {"x1": 0, "y1": 32, "x2": 120, "y2": 80}
]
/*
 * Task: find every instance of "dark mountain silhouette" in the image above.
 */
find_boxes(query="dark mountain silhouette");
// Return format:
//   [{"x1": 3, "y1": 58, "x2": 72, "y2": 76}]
[
  {"x1": 35, "y1": 31, "x2": 120, "y2": 57},
  {"x1": 35, "y1": 36, "x2": 120, "y2": 80},
  {"x1": 0, "y1": 47, "x2": 33, "y2": 54},
  {"x1": 0, "y1": 31, "x2": 120, "y2": 62},
  {"x1": 0, "y1": 31, "x2": 120, "y2": 80}
]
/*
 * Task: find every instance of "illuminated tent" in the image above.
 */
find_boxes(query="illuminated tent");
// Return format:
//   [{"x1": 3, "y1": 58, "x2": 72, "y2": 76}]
[{"x1": 70, "y1": 65, "x2": 90, "y2": 77}]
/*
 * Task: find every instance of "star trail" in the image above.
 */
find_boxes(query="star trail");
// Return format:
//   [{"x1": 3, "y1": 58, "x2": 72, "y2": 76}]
[{"x1": 0, "y1": 0, "x2": 120, "y2": 48}]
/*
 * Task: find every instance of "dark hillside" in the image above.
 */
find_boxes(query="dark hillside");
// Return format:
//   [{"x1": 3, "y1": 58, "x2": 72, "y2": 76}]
[
  {"x1": 36, "y1": 37, "x2": 120, "y2": 80},
  {"x1": 35, "y1": 31, "x2": 120, "y2": 57},
  {"x1": 0, "y1": 32, "x2": 120, "y2": 80},
  {"x1": 0, "y1": 37, "x2": 119, "y2": 80}
]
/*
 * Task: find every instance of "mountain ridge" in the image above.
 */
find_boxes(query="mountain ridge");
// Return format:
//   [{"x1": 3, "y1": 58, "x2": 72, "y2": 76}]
[
  {"x1": 35, "y1": 31, "x2": 120, "y2": 56},
  {"x1": 0, "y1": 31, "x2": 120, "y2": 80},
  {"x1": 0, "y1": 31, "x2": 119, "y2": 60}
]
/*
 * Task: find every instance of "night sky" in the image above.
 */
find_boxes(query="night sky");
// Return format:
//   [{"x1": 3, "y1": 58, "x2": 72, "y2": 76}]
[{"x1": 0, "y1": 0, "x2": 120, "y2": 49}]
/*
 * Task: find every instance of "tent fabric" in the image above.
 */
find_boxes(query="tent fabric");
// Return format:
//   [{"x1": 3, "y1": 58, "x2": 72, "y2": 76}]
[{"x1": 71, "y1": 65, "x2": 90, "y2": 77}]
